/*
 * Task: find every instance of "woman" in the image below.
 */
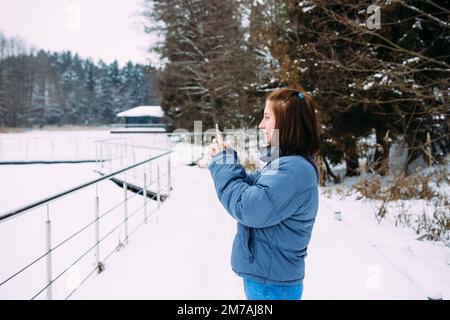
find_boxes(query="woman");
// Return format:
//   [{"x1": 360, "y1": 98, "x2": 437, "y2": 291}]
[{"x1": 208, "y1": 88, "x2": 320, "y2": 300}]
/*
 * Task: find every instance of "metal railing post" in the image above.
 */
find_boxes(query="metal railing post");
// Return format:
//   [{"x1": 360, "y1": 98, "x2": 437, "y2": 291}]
[
  {"x1": 51, "y1": 140, "x2": 54, "y2": 160},
  {"x1": 143, "y1": 172, "x2": 147, "y2": 224},
  {"x1": 202, "y1": 132, "x2": 206, "y2": 159},
  {"x1": 95, "y1": 143, "x2": 98, "y2": 167},
  {"x1": 190, "y1": 137, "x2": 194, "y2": 164},
  {"x1": 246, "y1": 136, "x2": 250, "y2": 165},
  {"x1": 133, "y1": 149, "x2": 136, "y2": 179},
  {"x1": 120, "y1": 147, "x2": 124, "y2": 171},
  {"x1": 100, "y1": 143, "x2": 104, "y2": 169},
  {"x1": 95, "y1": 183, "x2": 101, "y2": 272},
  {"x1": 148, "y1": 153, "x2": 152, "y2": 187},
  {"x1": 108, "y1": 146, "x2": 112, "y2": 172},
  {"x1": 167, "y1": 155, "x2": 171, "y2": 196},
  {"x1": 157, "y1": 163, "x2": 161, "y2": 209},
  {"x1": 123, "y1": 181, "x2": 128, "y2": 245},
  {"x1": 45, "y1": 204, "x2": 53, "y2": 300}
]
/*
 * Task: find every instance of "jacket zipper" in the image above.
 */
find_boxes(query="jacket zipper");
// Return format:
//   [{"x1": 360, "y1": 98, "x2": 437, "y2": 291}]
[{"x1": 247, "y1": 227, "x2": 254, "y2": 263}]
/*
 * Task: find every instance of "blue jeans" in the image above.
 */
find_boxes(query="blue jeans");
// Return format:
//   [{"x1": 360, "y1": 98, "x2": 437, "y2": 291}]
[{"x1": 243, "y1": 278, "x2": 303, "y2": 300}]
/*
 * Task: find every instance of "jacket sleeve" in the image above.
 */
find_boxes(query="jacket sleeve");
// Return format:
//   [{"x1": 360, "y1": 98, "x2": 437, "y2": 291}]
[
  {"x1": 209, "y1": 149, "x2": 307, "y2": 228},
  {"x1": 244, "y1": 169, "x2": 261, "y2": 185}
]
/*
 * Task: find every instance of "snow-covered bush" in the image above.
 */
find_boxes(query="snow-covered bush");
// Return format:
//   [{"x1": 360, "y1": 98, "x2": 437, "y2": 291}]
[{"x1": 351, "y1": 165, "x2": 449, "y2": 242}]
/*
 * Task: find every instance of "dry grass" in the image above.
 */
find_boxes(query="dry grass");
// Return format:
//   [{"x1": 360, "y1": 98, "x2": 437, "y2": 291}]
[
  {"x1": 0, "y1": 127, "x2": 27, "y2": 133},
  {"x1": 352, "y1": 173, "x2": 437, "y2": 202},
  {"x1": 351, "y1": 165, "x2": 449, "y2": 242}
]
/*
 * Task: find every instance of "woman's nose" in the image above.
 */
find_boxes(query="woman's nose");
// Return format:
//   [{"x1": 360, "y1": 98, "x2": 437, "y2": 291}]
[{"x1": 259, "y1": 119, "x2": 264, "y2": 129}]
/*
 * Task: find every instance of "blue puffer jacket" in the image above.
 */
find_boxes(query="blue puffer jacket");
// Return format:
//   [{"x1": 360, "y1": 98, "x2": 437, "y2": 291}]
[{"x1": 209, "y1": 147, "x2": 319, "y2": 285}]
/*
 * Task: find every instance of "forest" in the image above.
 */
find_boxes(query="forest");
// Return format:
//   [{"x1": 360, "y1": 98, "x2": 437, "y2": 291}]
[
  {"x1": 143, "y1": 0, "x2": 449, "y2": 177},
  {"x1": 0, "y1": 33, "x2": 161, "y2": 127},
  {"x1": 0, "y1": 0, "x2": 448, "y2": 178}
]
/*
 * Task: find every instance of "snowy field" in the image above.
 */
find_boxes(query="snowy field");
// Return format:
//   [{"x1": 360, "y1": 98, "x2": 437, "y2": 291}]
[{"x1": 0, "y1": 129, "x2": 449, "y2": 300}]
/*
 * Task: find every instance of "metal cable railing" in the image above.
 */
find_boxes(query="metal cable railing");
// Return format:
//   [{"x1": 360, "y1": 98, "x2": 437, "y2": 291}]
[
  {"x1": 64, "y1": 195, "x2": 164, "y2": 300},
  {"x1": 65, "y1": 201, "x2": 162, "y2": 300},
  {"x1": 1, "y1": 131, "x2": 214, "y2": 299},
  {"x1": 32, "y1": 198, "x2": 154, "y2": 300},
  {"x1": 0, "y1": 135, "x2": 120, "y2": 162},
  {"x1": 0, "y1": 149, "x2": 168, "y2": 222},
  {"x1": 0, "y1": 175, "x2": 159, "y2": 289},
  {"x1": 0, "y1": 143, "x2": 173, "y2": 300}
]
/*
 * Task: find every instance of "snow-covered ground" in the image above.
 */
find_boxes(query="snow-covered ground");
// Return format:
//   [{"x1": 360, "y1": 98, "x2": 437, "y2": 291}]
[
  {"x1": 0, "y1": 129, "x2": 448, "y2": 300},
  {"x1": 309, "y1": 195, "x2": 449, "y2": 299},
  {"x1": 68, "y1": 164, "x2": 449, "y2": 300}
]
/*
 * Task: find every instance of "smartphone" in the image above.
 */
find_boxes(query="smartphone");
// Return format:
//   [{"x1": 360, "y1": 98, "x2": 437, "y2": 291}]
[{"x1": 215, "y1": 123, "x2": 224, "y2": 151}]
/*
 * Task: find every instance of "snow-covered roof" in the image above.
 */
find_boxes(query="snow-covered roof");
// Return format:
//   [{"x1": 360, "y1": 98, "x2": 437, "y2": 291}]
[{"x1": 116, "y1": 106, "x2": 164, "y2": 118}]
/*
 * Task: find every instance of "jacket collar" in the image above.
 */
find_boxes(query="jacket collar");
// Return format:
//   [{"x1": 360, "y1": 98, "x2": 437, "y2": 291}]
[
  {"x1": 258, "y1": 146, "x2": 319, "y2": 182},
  {"x1": 258, "y1": 145, "x2": 281, "y2": 163}
]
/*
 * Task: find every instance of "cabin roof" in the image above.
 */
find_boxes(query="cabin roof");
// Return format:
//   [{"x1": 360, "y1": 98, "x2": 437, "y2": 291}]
[{"x1": 116, "y1": 106, "x2": 164, "y2": 118}]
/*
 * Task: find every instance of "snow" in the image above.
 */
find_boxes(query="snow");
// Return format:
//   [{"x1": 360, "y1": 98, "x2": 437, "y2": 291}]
[
  {"x1": 403, "y1": 57, "x2": 420, "y2": 65},
  {"x1": 116, "y1": 106, "x2": 164, "y2": 118},
  {"x1": 299, "y1": 67, "x2": 308, "y2": 73},
  {"x1": 300, "y1": 5, "x2": 315, "y2": 13},
  {"x1": 413, "y1": 19, "x2": 423, "y2": 30},
  {"x1": 380, "y1": 75, "x2": 390, "y2": 85},
  {"x1": 363, "y1": 81, "x2": 374, "y2": 90},
  {"x1": 0, "y1": 163, "x2": 99, "y2": 214},
  {"x1": 315, "y1": 192, "x2": 449, "y2": 299},
  {"x1": 0, "y1": 130, "x2": 449, "y2": 299},
  {"x1": 67, "y1": 165, "x2": 450, "y2": 300},
  {"x1": 69, "y1": 164, "x2": 242, "y2": 299},
  {"x1": 433, "y1": 87, "x2": 444, "y2": 101}
]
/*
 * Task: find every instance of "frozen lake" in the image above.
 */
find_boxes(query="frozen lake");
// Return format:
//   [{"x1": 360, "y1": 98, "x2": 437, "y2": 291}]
[{"x1": 0, "y1": 163, "x2": 98, "y2": 213}]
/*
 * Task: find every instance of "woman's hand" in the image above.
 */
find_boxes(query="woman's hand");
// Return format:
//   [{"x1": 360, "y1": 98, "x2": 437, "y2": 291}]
[{"x1": 209, "y1": 138, "x2": 227, "y2": 158}]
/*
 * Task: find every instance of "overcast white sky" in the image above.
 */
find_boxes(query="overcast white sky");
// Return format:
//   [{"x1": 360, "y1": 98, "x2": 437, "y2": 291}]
[{"x1": 0, "y1": 0, "x2": 159, "y2": 66}]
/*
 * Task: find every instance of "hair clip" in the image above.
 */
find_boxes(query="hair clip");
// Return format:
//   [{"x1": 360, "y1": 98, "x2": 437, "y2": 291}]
[{"x1": 297, "y1": 92, "x2": 304, "y2": 100}]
